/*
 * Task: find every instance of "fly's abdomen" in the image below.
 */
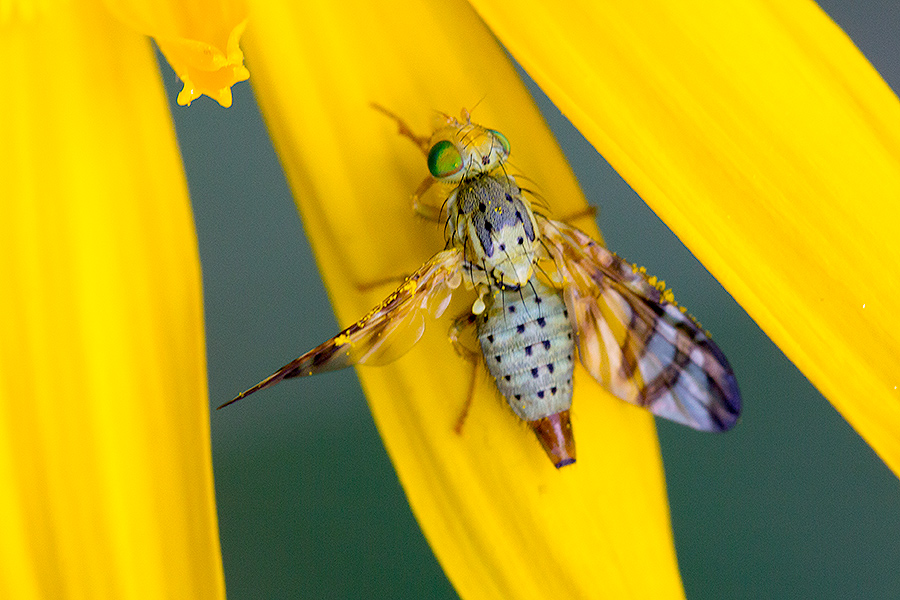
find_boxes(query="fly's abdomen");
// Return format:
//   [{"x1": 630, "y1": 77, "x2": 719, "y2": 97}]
[{"x1": 477, "y1": 278, "x2": 575, "y2": 422}]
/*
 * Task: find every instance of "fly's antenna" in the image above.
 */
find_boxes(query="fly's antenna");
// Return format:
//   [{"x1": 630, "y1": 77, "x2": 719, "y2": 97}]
[{"x1": 466, "y1": 95, "x2": 488, "y2": 119}]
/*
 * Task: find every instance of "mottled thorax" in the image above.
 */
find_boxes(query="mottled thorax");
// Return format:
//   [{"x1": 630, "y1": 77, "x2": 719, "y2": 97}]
[{"x1": 452, "y1": 174, "x2": 539, "y2": 290}]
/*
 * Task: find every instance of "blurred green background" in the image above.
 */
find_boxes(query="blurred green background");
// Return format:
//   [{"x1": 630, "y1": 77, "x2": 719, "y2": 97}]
[{"x1": 162, "y1": 1, "x2": 900, "y2": 598}]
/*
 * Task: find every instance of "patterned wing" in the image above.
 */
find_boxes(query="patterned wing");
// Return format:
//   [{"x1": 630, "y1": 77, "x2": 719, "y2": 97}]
[
  {"x1": 219, "y1": 249, "x2": 464, "y2": 409},
  {"x1": 540, "y1": 220, "x2": 740, "y2": 431}
]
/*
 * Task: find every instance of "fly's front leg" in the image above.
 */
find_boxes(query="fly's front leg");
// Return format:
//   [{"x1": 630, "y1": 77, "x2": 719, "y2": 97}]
[
  {"x1": 411, "y1": 176, "x2": 443, "y2": 222},
  {"x1": 371, "y1": 104, "x2": 446, "y2": 222},
  {"x1": 449, "y1": 312, "x2": 482, "y2": 434},
  {"x1": 371, "y1": 103, "x2": 430, "y2": 154}
]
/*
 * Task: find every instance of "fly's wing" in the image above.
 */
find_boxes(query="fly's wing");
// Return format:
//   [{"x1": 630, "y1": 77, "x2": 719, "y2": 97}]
[
  {"x1": 219, "y1": 249, "x2": 465, "y2": 409},
  {"x1": 540, "y1": 220, "x2": 740, "y2": 431}
]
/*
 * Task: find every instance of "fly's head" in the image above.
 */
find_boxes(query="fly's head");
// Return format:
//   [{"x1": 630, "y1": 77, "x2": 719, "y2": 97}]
[{"x1": 426, "y1": 114, "x2": 511, "y2": 184}]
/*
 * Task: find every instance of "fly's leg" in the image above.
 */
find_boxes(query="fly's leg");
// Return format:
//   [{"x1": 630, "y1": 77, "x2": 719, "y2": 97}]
[
  {"x1": 449, "y1": 312, "x2": 479, "y2": 361},
  {"x1": 561, "y1": 206, "x2": 597, "y2": 223},
  {"x1": 370, "y1": 103, "x2": 431, "y2": 154},
  {"x1": 411, "y1": 176, "x2": 443, "y2": 222},
  {"x1": 449, "y1": 312, "x2": 481, "y2": 434},
  {"x1": 371, "y1": 103, "x2": 445, "y2": 222},
  {"x1": 358, "y1": 274, "x2": 408, "y2": 294},
  {"x1": 529, "y1": 198, "x2": 597, "y2": 226},
  {"x1": 455, "y1": 361, "x2": 480, "y2": 435}
]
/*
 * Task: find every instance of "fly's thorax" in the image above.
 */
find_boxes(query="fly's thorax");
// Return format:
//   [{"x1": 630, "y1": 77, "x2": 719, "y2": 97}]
[
  {"x1": 476, "y1": 277, "x2": 575, "y2": 422},
  {"x1": 449, "y1": 173, "x2": 539, "y2": 289}
]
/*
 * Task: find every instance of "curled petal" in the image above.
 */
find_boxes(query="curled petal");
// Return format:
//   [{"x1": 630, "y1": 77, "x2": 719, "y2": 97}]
[{"x1": 105, "y1": 0, "x2": 249, "y2": 106}]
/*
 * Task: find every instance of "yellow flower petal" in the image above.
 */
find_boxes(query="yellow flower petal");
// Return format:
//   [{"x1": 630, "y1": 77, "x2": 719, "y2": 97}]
[
  {"x1": 105, "y1": 0, "x2": 250, "y2": 106},
  {"x1": 239, "y1": 0, "x2": 683, "y2": 597},
  {"x1": 473, "y1": 0, "x2": 900, "y2": 475},
  {"x1": 0, "y1": 3, "x2": 224, "y2": 597}
]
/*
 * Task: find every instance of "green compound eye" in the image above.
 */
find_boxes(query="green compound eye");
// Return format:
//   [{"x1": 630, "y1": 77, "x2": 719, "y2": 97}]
[
  {"x1": 427, "y1": 140, "x2": 463, "y2": 178},
  {"x1": 489, "y1": 129, "x2": 511, "y2": 156}
]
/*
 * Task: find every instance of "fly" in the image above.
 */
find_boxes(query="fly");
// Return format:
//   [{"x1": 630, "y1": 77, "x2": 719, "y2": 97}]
[{"x1": 219, "y1": 107, "x2": 741, "y2": 468}]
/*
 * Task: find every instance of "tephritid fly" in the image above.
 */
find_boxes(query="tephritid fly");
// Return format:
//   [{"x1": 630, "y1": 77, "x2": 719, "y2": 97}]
[{"x1": 219, "y1": 107, "x2": 741, "y2": 468}]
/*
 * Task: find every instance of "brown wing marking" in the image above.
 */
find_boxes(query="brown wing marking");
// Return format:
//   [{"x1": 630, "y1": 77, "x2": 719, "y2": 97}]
[
  {"x1": 219, "y1": 249, "x2": 464, "y2": 409},
  {"x1": 539, "y1": 219, "x2": 740, "y2": 432}
]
